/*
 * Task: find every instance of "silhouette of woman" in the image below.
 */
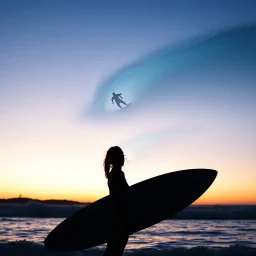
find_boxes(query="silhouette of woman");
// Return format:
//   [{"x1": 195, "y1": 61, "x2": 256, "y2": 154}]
[{"x1": 102, "y1": 146, "x2": 129, "y2": 256}]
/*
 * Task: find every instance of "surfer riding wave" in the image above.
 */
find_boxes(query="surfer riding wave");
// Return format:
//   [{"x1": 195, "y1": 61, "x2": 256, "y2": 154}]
[
  {"x1": 111, "y1": 92, "x2": 130, "y2": 109},
  {"x1": 102, "y1": 146, "x2": 129, "y2": 256}
]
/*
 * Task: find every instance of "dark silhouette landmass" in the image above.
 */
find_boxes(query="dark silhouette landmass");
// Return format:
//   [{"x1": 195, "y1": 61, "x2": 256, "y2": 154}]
[{"x1": 0, "y1": 197, "x2": 90, "y2": 205}]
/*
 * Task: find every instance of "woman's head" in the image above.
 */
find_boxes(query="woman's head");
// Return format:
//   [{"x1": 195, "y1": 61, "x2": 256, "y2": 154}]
[{"x1": 104, "y1": 146, "x2": 125, "y2": 179}]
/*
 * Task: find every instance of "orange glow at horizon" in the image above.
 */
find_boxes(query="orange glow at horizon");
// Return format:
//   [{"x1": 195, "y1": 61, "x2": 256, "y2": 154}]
[
  {"x1": 194, "y1": 193, "x2": 256, "y2": 205},
  {"x1": 1, "y1": 103, "x2": 256, "y2": 207},
  {"x1": 1, "y1": 186, "x2": 256, "y2": 205}
]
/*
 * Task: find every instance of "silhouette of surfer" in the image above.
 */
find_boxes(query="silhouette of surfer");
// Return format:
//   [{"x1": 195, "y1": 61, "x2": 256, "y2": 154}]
[
  {"x1": 111, "y1": 92, "x2": 130, "y2": 109},
  {"x1": 102, "y1": 146, "x2": 129, "y2": 256}
]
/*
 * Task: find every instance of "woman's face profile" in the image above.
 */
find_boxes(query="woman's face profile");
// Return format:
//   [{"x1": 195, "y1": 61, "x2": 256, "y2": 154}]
[{"x1": 120, "y1": 155, "x2": 125, "y2": 166}]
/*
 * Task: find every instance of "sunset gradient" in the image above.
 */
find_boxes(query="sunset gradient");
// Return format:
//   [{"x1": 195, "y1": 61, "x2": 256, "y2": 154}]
[{"x1": 1, "y1": 0, "x2": 256, "y2": 204}]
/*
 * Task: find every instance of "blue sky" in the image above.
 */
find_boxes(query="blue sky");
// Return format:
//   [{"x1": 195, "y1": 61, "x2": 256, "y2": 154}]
[{"x1": 1, "y1": 0, "x2": 256, "y2": 110}]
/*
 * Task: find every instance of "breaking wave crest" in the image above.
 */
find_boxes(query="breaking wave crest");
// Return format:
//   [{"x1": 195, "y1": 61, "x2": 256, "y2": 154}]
[{"x1": 0, "y1": 241, "x2": 256, "y2": 256}]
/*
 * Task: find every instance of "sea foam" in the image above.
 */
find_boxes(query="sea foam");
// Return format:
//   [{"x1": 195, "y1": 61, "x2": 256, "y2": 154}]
[{"x1": 0, "y1": 241, "x2": 256, "y2": 256}]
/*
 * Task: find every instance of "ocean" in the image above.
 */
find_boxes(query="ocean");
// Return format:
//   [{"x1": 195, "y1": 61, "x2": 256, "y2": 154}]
[{"x1": 0, "y1": 204, "x2": 256, "y2": 256}]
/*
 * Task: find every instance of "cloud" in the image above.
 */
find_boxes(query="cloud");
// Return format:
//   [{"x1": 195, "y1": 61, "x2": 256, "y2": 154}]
[{"x1": 84, "y1": 25, "x2": 256, "y2": 121}]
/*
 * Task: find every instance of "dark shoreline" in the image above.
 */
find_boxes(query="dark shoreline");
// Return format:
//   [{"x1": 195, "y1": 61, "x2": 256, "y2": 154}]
[
  {"x1": 0, "y1": 197, "x2": 255, "y2": 206},
  {"x1": 0, "y1": 198, "x2": 89, "y2": 205}
]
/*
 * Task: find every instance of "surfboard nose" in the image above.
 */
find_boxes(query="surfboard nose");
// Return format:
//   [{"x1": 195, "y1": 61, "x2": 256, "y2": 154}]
[
  {"x1": 199, "y1": 168, "x2": 217, "y2": 182},
  {"x1": 189, "y1": 168, "x2": 217, "y2": 185},
  {"x1": 188, "y1": 168, "x2": 218, "y2": 195},
  {"x1": 209, "y1": 169, "x2": 218, "y2": 180}
]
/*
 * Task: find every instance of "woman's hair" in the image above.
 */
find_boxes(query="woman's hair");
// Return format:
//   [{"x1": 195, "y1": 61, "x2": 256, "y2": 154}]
[{"x1": 104, "y1": 146, "x2": 124, "y2": 179}]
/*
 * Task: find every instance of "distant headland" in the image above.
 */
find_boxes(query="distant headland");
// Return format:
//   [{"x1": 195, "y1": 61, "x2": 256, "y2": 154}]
[{"x1": 0, "y1": 197, "x2": 90, "y2": 205}]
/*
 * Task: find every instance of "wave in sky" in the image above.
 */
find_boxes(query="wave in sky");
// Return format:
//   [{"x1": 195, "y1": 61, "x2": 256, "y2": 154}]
[
  {"x1": 1, "y1": 202, "x2": 255, "y2": 219},
  {"x1": 83, "y1": 25, "x2": 256, "y2": 163},
  {"x1": 85, "y1": 25, "x2": 256, "y2": 119}
]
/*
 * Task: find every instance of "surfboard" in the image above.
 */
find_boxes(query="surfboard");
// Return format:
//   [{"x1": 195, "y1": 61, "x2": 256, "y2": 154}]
[
  {"x1": 44, "y1": 168, "x2": 217, "y2": 252},
  {"x1": 121, "y1": 103, "x2": 131, "y2": 110}
]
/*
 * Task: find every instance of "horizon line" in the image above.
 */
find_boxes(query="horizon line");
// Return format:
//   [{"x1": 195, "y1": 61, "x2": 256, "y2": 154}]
[{"x1": 0, "y1": 197, "x2": 255, "y2": 206}]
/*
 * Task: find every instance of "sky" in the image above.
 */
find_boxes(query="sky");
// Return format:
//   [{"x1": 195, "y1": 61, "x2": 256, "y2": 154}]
[{"x1": 1, "y1": 0, "x2": 256, "y2": 204}]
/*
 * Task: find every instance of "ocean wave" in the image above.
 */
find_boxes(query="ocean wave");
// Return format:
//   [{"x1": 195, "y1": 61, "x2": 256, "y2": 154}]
[
  {"x1": 0, "y1": 201, "x2": 85, "y2": 218},
  {"x1": 0, "y1": 241, "x2": 255, "y2": 256},
  {"x1": 0, "y1": 203, "x2": 255, "y2": 219},
  {"x1": 174, "y1": 205, "x2": 256, "y2": 220}
]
